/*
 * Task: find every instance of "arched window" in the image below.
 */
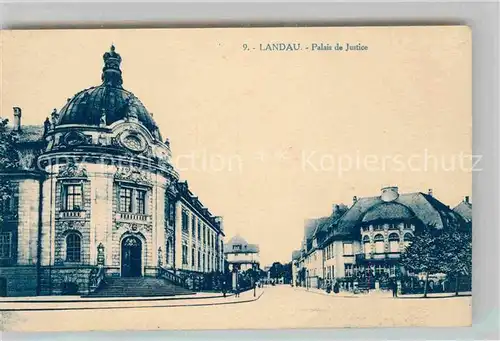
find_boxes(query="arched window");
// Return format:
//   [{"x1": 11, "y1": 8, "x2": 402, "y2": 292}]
[
  {"x1": 66, "y1": 233, "x2": 81, "y2": 262},
  {"x1": 362, "y1": 235, "x2": 371, "y2": 255},
  {"x1": 374, "y1": 234, "x2": 385, "y2": 254},
  {"x1": 388, "y1": 233, "x2": 400, "y2": 253},
  {"x1": 403, "y1": 233, "x2": 413, "y2": 249}
]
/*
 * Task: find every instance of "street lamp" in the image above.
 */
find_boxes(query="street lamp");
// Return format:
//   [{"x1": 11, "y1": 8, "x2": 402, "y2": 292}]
[{"x1": 97, "y1": 243, "x2": 105, "y2": 266}]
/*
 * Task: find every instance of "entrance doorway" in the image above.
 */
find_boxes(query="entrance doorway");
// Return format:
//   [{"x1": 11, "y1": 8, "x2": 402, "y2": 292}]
[{"x1": 121, "y1": 236, "x2": 142, "y2": 277}]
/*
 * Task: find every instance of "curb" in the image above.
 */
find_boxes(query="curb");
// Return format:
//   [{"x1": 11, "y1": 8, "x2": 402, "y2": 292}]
[
  {"x1": 0, "y1": 291, "x2": 264, "y2": 312},
  {"x1": 0, "y1": 292, "x2": 234, "y2": 304},
  {"x1": 294, "y1": 287, "x2": 359, "y2": 298}
]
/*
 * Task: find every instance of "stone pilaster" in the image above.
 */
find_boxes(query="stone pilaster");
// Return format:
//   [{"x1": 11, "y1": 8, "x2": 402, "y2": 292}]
[
  {"x1": 174, "y1": 201, "x2": 182, "y2": 269},
  {"x1": 154, "y1": 177, "x2": 167, "y2": 267},
  {"x1": 40, "y1": 167, "x2": 57, "y2": 266},
  {"x1": 187, "y1": 211, "x2": 192, "y2": 270},
  {"x1": 90, "y1": 170, "x2": 113, "y2": 266},
  {"x1": 17, "y1": 179, "x2": 41, "y2": 265},
  {"x1": 151, "y1": 183, "x2": 158, "y2": 267}
]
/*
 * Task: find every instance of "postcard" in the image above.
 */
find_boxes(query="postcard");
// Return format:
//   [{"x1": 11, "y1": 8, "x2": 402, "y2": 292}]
[{"x1": 0, "y1": 26, "x2": 472, "y2": 332}]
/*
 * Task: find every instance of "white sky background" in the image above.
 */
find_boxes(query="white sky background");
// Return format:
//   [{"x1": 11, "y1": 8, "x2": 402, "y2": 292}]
[{"x1": 1, "y1": 27, "x2": 472, "y2": 266}]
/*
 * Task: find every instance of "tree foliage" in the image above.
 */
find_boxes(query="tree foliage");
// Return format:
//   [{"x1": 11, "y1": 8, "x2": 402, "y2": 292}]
[
  {"x1": 401, "y1": 223, "x2": 472, "y2": 297},
  {"x1": 401, "y1": 226, "x2": 442, "y2": 274},
  {"x1": 438, "y1": 227, "x2": 472, "y2": 277},
  {"x1": 0, "y1": 117, "x2": 20, "y2": 225},
  {"x1": 269, "y1": 262, "x2": 292, "y2": 283}
]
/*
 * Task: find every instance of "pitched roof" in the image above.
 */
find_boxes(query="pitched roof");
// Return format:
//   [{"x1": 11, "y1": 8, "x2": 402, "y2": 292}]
[
  {"x1": 334, "y1": 192, "x2": 465, "y2": 238},
  {"x1": 362, "y1": 202, "x2": 415, "y2": 223},
  {"x1": 312, "y1": 216, "x2": 331, "y2": 237},
  {"x1": 10, "y1": 125, "x2": 44, "y2": 144},
  {"x1": 224, "y1": 234, "x2": 259, "y2": 254},
  {"x1": 304, "y1": 218, "x2": 320, "y2": 241},
  {"x1": 453, "y1": 201, "x2": 472, "y2": 223},
  {"x1": 291, "y1": 250, "x2": 301, "y2": 260}
]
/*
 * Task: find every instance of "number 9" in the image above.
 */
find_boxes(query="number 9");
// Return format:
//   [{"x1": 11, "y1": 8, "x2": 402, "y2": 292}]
[{"x1": 243, "y1": 44, "x2": 249, "y2": 51}]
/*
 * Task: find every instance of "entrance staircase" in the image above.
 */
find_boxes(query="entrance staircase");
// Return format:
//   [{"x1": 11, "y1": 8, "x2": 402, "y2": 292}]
[{"x1": 86, "y1": 277, "x2": 194, "y2": 298}]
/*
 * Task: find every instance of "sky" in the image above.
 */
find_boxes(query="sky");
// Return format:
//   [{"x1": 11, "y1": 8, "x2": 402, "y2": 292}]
[{"x1": 1, "y1": 27, "x2": 472, "y2": 266}]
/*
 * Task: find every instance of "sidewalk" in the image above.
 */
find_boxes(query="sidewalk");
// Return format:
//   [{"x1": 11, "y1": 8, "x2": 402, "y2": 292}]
[
  {"x1": 0, "y1": 291, "x2": 222, "y2": 303},
  {"x1": 0, "y1": 289, "x2": 264, "y2": 311},
  {"x1": 399, "y1": 291, "x2": 472, "y2": 299},
  {"x1": 293, "y1": 286, "x2": 359, "y2": 298},
  {"x1": 294, "y1": 286, "x2": 471, "y2": 299}
]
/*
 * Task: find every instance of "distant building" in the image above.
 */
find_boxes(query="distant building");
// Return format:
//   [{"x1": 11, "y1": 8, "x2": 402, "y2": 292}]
[
  {"x1": 224, "y1": 235, "x2": 260, "y2": 272},
  {"x1": 223, "y1": 235, "x2": 260, "y2": 290},
  {"x1": 293, "y1": 187, "x2": 469, "y2": 290},
  {"x1": 453, "y1": 196, "x2": 472, "y2": 226},
  {"x1": 291, "y1": 250, "x2": 301, "y2": 286}
]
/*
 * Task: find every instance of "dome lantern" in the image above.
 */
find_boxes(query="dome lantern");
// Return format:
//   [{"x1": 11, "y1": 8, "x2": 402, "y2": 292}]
[
  {"x1": 101, "y1": 44, "x2": 123, "y2": 88},
  {"x1": 53, "y1": 46, "x2": 163, "y2": 141}
]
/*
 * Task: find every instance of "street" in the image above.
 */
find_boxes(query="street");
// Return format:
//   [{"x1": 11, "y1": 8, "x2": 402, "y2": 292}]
[{"x1": 1, "y1": 285, "x2": 471, "y2": 332}]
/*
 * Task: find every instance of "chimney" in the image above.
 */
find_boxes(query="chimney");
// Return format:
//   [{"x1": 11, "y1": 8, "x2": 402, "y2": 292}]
[
  {"x1": 12, "y1": 107, "x2": 22, "y2": 132},
  {"x1": 428, "y1": 188, "x2": 433, "y2": 197},
  {"x1": 352, "y1": 196, "x2": 358, "y2": 204},
  {"x1": 464, "y1": 196, "x2": 470, "y2": 204},
  {"x1": 215, "y1": 216, "x2": 224, "y2": 232}
]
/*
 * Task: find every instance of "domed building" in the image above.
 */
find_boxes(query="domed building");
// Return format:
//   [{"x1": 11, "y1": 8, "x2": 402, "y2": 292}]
[
  {"x1": 295, "y1": 186, "x2": 469, "y2": 290},
  {"x1": 224, "y1": 234, "x2": 260, "y2": 290},
  {"x1": 0, "y1": 46, "x2": 225, "y2": 296},
  {"x1": 224, "y1": 234, "x2": 260, "y2": 272}
]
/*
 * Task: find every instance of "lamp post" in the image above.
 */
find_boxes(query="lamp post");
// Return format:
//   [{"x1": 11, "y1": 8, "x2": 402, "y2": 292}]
[
  {"x1": 97, "y1": 243, "x2": 105, "y2": 267},
  {"x1": 158, "y1": 247, "x2": 163, "y2": 267}
]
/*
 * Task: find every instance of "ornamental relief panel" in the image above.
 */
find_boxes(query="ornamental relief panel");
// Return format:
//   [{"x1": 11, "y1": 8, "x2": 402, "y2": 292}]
[
  {"x1": 114, "y1": 166, "x2": 152, "y2": 186},
  {"x1": 57, "y1": 162, "x2": 88, "y2": 179},
  {"x1": 116, "y1": 221, "x2": 152, "y2": 234},
  {"x1": 58, "y1": 220, "x2": 87, "y2": 231}
]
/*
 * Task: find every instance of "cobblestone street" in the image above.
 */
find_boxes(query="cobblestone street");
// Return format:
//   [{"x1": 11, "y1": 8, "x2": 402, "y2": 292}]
[{"x1": 1, "y1": 285, "x2": 471, "y2": 332}]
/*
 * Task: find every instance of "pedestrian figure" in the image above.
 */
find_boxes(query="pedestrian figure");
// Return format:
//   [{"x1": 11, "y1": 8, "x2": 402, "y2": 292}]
[
  {"x1": 235, "y1": 283, "x2": 240, "y2": 298},
  {"x1": 222, "y1": 280, "x2": 227, "y2": 298},
  {"x1": 333, "y1": 281, "x2": 340, "y2": 294},
  {"x1": 326, "y1": 281, "x2": 332, "y2": 294},
  {"x1": 392, "y1": 280, "x2": 398, "y2": 298}
]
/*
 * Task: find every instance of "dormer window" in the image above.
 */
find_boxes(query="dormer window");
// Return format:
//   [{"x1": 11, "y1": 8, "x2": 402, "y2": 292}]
[
  {"x1": 181, "y1": 210, "x2": 189, "y2": 232},
  {"x1": 233, "y1": 244, "x2": 242, "y2": 251}
]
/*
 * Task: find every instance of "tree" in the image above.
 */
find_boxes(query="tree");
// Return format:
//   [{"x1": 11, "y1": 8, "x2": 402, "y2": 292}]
[
  {"x1": 269, "y1": 262, "x2": 283, "y2": 280},
  {"x1": 0, "y1": 117, "x2": 20, "y2": 225},
  {"x1": 400, "y1": 225, "x2": 443, "y2": 298},
  {"x1": 438, "y1": 227, "x2": 472, "y2": 295},
  {"x1": 282, "y1": 262, "x2": 292, "y2": 284}
]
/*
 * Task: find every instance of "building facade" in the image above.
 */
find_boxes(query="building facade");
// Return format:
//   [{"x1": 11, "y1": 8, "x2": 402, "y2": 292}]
[
  {"x1": 294, "y1": 187, "x2": 470, "y2": 290},
  {"x1": 223, "y1": 235, "x2": 260, "y2": 290},
  {"x1": 224, "y1": 235, "x2": 260, "y2": 272},
  {"x1": 0, "y1": 46, "x2": 224, "y2": 296}
]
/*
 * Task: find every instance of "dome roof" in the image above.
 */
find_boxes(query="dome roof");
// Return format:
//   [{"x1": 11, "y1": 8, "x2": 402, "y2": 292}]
[
  {"x1": 227, "y1": 235, "x2": 248, "y2": 245},
  {"x1": 361, "y1": 202, "x2": 415, "y2": 224},
  {"x1": 54, "y1": 45, "x2": 162, "y2": 140}
]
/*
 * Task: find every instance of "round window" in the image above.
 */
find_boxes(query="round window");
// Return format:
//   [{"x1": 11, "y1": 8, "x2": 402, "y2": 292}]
[{"x1": 121, "y1": 133, "x2": 146, "y2": 152}]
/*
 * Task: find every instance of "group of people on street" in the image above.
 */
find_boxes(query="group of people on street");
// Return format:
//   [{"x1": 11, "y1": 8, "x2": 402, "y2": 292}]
[
  {"x1": 222, "y1": 280, "x2": 261, "y2": 298},
  {"x1": 325, "y1": 280, "x2": 340, "y2": 294}
]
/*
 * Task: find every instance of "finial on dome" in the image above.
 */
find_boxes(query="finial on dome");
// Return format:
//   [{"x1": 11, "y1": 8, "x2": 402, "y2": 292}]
[{"x1": 102, "y1": 44, "x2": 123, "y2": 87}]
